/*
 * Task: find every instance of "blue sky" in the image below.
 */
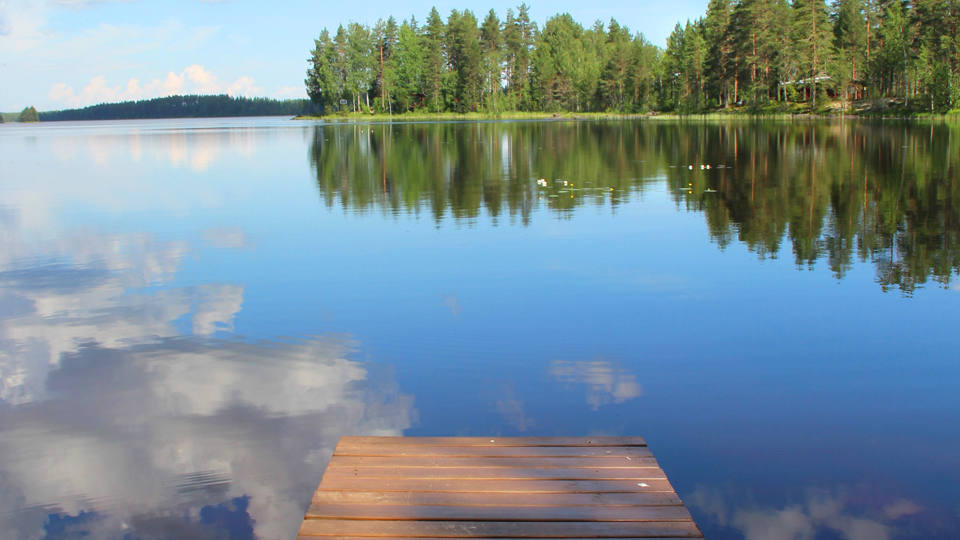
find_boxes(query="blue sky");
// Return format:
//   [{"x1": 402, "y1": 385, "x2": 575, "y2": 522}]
[{"x1": 0, "y1": 0, "x2": 708, "y2": 112}]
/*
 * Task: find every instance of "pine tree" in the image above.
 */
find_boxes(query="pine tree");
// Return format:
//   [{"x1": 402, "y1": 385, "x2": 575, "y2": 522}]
[
  {"x1": 423, "y1": 8, "x2": 446, "y2": 112},
  {"x1": 503, "y1": 4, "x2": 536, "y2": 110},
  {"x1": 387, "y1": 21, "x2": 425, "y2": 111},
  {"x1": 346, "y1": 22, "x2": 375, "y2": 112},
  {"x1": 445, "y1": 10, "x2": 482, "y2": 112},
  {"x1": 306, "y1": 29, "x2": 344, "y2": 113},
  {"x1": 792, "y1": 0, "x2": 834, "y2": 108},
  {"x1": 599, "y1": 19, "x2": 634, "y2": 111},
  {"x1": 480, "y1": 9, "x2": 504, "y2": 112},
  {"x1": 832, "y1": 0, "x2": 867, "y2": 106},
  {"x1": 331, "y1": 26, "x2": 350, "y2": 109},
  {"x1": 681, "y1": 20, "x2": 707, "y2": 110},
  {"x1": 703, "y1": 0, "x2": 734, "y2": 106},
  {"x1": 18, "y1": 106, "x2": 39, "y2": 123}
]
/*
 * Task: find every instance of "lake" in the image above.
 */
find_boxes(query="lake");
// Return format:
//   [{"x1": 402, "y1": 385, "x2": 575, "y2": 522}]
[{"x1": 0, "y1": 117, "x2": 957, "y2": 540}]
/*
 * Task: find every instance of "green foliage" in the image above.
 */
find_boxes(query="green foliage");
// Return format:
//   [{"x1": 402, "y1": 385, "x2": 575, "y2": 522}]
[
  {"x1": 18, "y1": 106, "x2": 39, "y2": 123},
  {"x1": 305, "y1": 2, "x2": 960, "y2": 115},
  {"x1": 39, "y1": 96, "x2": 315, "y2": 122}
]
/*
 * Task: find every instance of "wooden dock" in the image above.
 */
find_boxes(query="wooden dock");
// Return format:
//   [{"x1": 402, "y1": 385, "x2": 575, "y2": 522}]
[{"x1": 298, "y1": 436, "x2": 702, "y2": 539}]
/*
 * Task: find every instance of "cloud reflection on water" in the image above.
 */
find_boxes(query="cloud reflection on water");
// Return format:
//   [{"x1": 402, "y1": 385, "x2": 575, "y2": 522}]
[
  {"x1": 688, "y1": 485, "x2": 932, "y2": 540},
  {"x1": 0, "y1": 207, "x2": 416, "y2": 540}
]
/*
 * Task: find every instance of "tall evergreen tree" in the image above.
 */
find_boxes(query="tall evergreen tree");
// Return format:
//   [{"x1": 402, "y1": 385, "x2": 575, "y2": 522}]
[
  {"x1": 386, "y1": 21, "x2": 424, "y2": 111},
  {"x1": 703, "y1": 0, "x2": 734, "y2": 106},
  {"x1": 306, "y1": 29, "x2": 343, "y2": 113},
  {"x1": 832, "y1": 0, "x2": 867, "y2": 105},
  {"x1": 18, "y1": 107, "x2": 40, "y2": 123},
  {"x1": 503, "y1": 4, "x2": 536, "y2": 109},
  {"x1": 346, "y1": 22, "x2": 375, "y2": 111},
  {"x1": 792, "y1": 0, "x2": 834, "y2": 107},
  {"x1": 480, "y1": 9, "x2": 504, "y2": 111},
  {"x1": 599, "y1": 19, "x2": 634, "y2": 111},
  {"x1": 446, "y1": 10, "x2": 483, "y2": 112},
  {"x1": 423, "y1": 8, "x2": 447, "y2": 112}
]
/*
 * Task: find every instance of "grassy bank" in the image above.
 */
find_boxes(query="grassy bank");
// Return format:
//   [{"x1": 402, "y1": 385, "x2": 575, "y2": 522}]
[{"x1": 295, "y1": 102, "x2": 960, "y2": 123}]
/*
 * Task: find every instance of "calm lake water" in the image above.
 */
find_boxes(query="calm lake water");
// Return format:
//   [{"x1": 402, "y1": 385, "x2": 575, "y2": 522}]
[{"x1": 0, "y1": 117, "x2": 958, "y2": 540}]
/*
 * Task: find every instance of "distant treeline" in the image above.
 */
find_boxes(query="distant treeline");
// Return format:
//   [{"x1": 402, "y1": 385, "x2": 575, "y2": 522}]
[
  {"x1": 306, "y1": 1, "x2": 960, "y2": 115},
  {"x1": 39, "y1": 95, "x2": 318, "y2": 122}
]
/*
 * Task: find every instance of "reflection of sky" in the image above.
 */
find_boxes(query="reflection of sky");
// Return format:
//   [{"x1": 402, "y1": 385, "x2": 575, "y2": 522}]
[{"x1": 0, "y1": 119, "x2": 958, "y2": 539}]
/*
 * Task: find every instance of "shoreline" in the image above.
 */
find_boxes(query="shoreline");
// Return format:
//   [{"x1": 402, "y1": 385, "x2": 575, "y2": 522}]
[{"x1": 294, "y1": 109, "x2": 960, "y2": 123}]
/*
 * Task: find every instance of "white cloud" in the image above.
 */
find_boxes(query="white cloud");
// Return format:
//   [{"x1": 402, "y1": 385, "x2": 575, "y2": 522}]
[
  {"x1": 47, "y1": 65, "x2": 263, "y2": 108},
  {"x1": 48, "y1": 0, "x2": 138, "y2": 8},
  {"x1": 226, "y1": 75, "x2": 264, "y2": 96},
  {"x1": 273, "y1": 86, "x2": 305, "y2": 99}
]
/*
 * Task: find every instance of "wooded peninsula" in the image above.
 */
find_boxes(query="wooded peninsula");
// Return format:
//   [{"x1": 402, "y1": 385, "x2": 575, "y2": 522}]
[
  {"x1": 36, "y1": 95, "x2": 315, "y2": 122},
  {"x1": 305, "y1": 2, "x2": 960, "y2": 116}
]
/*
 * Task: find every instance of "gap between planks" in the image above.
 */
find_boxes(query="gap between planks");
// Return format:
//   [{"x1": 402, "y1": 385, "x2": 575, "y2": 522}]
[
  {"x1": 326, "y1": 457, "x2": 660, "y2": 468},
  {"x1": 333, "y1": 446, "x2": 654, "y2": 458},
  {"x1": 312, "y1": 492, "x2": 683, "y2": 506},
  {"x1": 316, "y1": 478, "x2": 677, "y2": 494},
  {"x1": 298, "y1": 520, "x2": 702, "y2": 538},
  {"x1": 305, "y1": 504, "x2": 693, "y2": 521},
  {"x1": 338, "y1": 437, "x2": 647, "y2": 447},
  {"x1": 322, "y1": 467, "x2": 668, "y2": 481},
  {"x1": 303, "y1": 437, "x2": 702, "y2": 539}
]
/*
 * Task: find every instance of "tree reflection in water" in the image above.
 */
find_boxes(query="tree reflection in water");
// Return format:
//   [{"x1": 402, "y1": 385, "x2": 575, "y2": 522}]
[{"x1": 310, "y1": 120, "x2": 960, "y2": 294}]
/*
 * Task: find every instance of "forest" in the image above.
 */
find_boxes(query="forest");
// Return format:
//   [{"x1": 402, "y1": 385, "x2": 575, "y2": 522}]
[
  {"x1": 305, "y1": 2, "x2": 960, "y2": 115},
  {"x1": 38, "y1": 95, "x2": 317, "y2": 122}
]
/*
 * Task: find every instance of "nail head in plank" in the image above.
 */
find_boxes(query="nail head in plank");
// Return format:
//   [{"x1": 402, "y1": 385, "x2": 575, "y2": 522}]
[{"x1": 302, "y1": 437, "x2": 701, "y2": 539}]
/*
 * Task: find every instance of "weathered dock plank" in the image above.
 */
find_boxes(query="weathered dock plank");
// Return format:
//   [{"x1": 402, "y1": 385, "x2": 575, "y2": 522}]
[
  {"x1": 311, "y1": 492, "x2": 683, "y2": 506},
  {"x1": 316, "y1": 478, "x2": 678, "y2": 493},
  {"x1": 333, "y1": 446, "x2": 655, "y2": 458},
  {"x1": 300, "y1": 437, "x2": 702, "y2": 539},
  {"x1": 322, "y1": 467, "x2": 668, "y2": 480},
  {"x1": 325, "y1": 457, "x2": 660, "y2": 468},
  {"x1": 338, "y1": 437, "x2": 648, "y2": 447}
]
